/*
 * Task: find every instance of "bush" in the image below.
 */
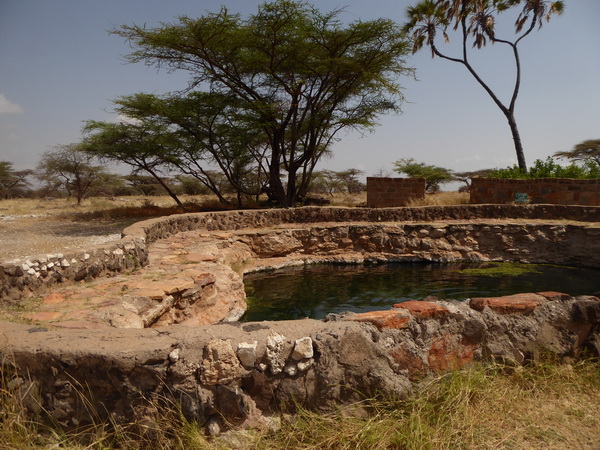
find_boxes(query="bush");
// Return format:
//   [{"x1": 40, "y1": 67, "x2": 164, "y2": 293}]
[{"x1": 490, "y1": 157, "x2": 600, "y2": 179}]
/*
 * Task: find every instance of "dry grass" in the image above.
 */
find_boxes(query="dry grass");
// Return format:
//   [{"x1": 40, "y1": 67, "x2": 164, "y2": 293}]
[
  {"x1": 407, "y1": 191, "x2": 470, "y2": 207},
  {"x1": 1, "y1": 358, "x2": 597, "y2": 449},
  {"x1": 256, "y1": 359, "x2": 600, "y2": 450}
]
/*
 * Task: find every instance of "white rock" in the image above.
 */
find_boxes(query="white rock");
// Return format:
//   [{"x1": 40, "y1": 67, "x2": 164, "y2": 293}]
[
  {"x1": 168, "y1": 348, "x2": 180, "y2": 363},
  {"x1": 60, "y1": 259, "x2": 70, "y2": 268},
  {"x1": 47, "y1": 262, "x2": 55, "y2": 269},
  {"x1": 70, "y1": 258, "x2": 77, "y2": 264},
  {"x1": 292, "y1": 337, "x2": 314, "y2": 360},
  {"x1": 237, "y1": 341, "x2": 258, "y2": 368},
  {"x1": 297, "y1": 359, "x2": 314, "y2": 372},
  {"x1": 27, "y1": 268, "x2": 36, "y2": 275},
  {"x1": 21, "y1": 263, "x2": 30, "y2": 271},
  {"x1": 284, "y1": 362, "x2": 297, "y2": 376},
  {"x1": 266, "y1": 331, "x2": 287, "y2": 375},
  {"x1": 113, "y1": 248, "x2": 124, "y2": 256}
]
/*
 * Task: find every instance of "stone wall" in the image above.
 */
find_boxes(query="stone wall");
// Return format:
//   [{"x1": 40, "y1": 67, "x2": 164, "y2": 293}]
[
  {"x1": 2, "y1": 204, "x2": 600, "y2": 302},
  {"x1": 1, "y1": 204, "x2": 600, "y2": 434},
  {"x1": 366, "y1": 177, "x2": 426, "y2": 207},
  {"x1": 2, "y1": 292, "x2": 599, "y2": 434},
  {"x1": 470, "y1": 177, "x2": 600, "y2": 205}
]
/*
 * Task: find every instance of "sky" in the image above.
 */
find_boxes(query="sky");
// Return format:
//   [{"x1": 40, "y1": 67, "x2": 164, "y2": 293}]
[{"x1": 1, "y1": 0, "x2": 599, "y2": 182}]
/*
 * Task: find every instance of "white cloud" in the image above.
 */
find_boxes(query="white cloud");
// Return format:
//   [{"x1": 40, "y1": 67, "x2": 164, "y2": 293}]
[{"x1": 0, "y1": 94, "x2": 24, "y2": 114}]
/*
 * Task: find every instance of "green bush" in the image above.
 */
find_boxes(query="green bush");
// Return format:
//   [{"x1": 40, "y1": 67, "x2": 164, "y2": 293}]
[{"x1": 490, "y1": 157, "x2": 600, "y2": 179}]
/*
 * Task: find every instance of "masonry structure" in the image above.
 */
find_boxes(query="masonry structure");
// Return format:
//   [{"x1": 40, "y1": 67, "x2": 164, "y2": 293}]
[
  {"x1": 1, "y1": 205, "x2": 599, "y2": 435},
  {"x1": 470, "y1": 177, "x2": 600, "y2": 205}
]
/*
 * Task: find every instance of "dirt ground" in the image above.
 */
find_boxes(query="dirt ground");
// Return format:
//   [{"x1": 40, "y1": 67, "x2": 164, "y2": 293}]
[{"x1": 0, "y1": 215, "x2": 127, "y2": 261}]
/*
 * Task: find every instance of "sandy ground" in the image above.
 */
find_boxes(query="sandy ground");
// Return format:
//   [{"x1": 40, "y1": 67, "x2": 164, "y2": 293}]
[{"x1": 0, "y1": 214, "x2": 126, "y2": 261}]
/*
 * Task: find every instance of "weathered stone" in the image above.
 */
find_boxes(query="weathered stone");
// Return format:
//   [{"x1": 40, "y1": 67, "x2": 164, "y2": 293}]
[
  {"x1": 266, "y1": 331, "x2": 288, "y2": 375},
  {"x1": 237, "y1": 341, "x2": 258, "y2": 368},
  {"x1": 291, "y1": 337, "x2": 313, "y2": 360},
  {"x1": 344, "y1": 309, "x2": 411, "y2": 330},
  {"x1": 469, "y1": 293, "x2": 547, "y2": 314},
  {"x1": 393, "y1": 301, "x2": 450, "y2": 320},
  {"x1": 284, "y1": 362, "x2": 297, "y2": 376},
  {"x1": 200, "y1": 339, "x2": 243, "y2": 385},
  {"x1": 428, "y1": 333, "x2": 477, "y2": 372},
  {"x1": 537, "y1": 291, "x2": 571, "y2": 301},
  {"x1": 168, "y1": 348, "x2": 180, "y2": 363},
  {"x1": 571, "y1": 296, "x2": 600, "y2": 323},
  {"x1": 297, "y1": 359, "x2": 313, "y2": 372}
]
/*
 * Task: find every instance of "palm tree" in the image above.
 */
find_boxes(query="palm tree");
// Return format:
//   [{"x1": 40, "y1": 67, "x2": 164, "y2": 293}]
[{"x1": 404, "y1": 0, "x2": 564, "y2": 172}]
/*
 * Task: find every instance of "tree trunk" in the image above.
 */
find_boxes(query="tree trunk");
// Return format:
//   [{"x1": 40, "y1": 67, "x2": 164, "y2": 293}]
[
  {"x1": 506, "y1": 112, "x2": 527, "y2": 172},
  {"x1": 147, "y1": 168, "x2": 189, "y2": 212}
]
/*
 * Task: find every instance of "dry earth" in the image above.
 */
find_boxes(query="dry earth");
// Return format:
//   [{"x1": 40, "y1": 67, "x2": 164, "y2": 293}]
[{"x1": 0, "y1": 214, "x2": 126, "y2": 261}]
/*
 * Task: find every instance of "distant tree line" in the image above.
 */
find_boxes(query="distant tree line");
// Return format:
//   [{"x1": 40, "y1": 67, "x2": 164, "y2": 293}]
[{"x1": 0, "y1": 148, "x2": 365, "y2": 207}]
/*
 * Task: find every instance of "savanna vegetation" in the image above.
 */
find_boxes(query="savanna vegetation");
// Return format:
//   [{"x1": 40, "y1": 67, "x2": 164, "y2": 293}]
[{"x1": 1, "y1": 356, "x2": 598, "y2": 449}]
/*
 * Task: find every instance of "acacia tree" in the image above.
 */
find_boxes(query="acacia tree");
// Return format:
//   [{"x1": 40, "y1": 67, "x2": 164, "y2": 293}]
[
  {"x1": 404, "y1": 0, "x2": 564, "y2": 172},
  {"x1": 112, "y1": 0, "x2": 413, "y2": 206},
  {"x1": 393, "y1": 158, "x2": 454, "y2": 192},
  {"x1": 109, "y1": 92, "x2": 271, "y2": 208},
  {"x1": 554, "y1": 139, "x2": 600, "y2": 168},
  {"x1": 0, "y1": 161, "x2": 32, "y2": 198},
  {"x1": 37, "y1": 144, "x2": 106, "y2": 205},
  {"x1": 81, "y1": 120, "x2": 189, "y2": 210}
]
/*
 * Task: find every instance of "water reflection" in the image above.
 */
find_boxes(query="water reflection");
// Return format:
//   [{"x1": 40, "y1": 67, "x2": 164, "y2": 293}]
[{"x1": 242, "y1": 262, "x2": 600, "y2": 321}]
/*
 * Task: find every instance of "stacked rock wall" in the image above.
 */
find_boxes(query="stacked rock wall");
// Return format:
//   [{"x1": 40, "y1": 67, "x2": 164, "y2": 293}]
[
  {"x1": 2, "y1": 204, "x2": 600, "y2": 302},
  {"x1": 470, "y1": 177, "x2": 600, "y2": 205},
  {"x1": 2, "y1": 292, "x2": 599, "y2": 433},
  {"x1": 366, "y1": 177, "x2": 426, "y2": 207}
]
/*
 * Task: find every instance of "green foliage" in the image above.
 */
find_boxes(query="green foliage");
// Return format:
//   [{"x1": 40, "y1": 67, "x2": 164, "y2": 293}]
[
  {"x1": 403, "y1": 0, "x2": 565, "y2": 171},
  {"x1": 554, "y1": 138, "x2": 600, "y2": 167},
  {"x1": 104, "y1": 0, "x2": 413, "y2": 207},
  {"x1": 36, "y1": 144, "x2": 107, "y2": 205},
  {"x1": 0, "y1": 161, "x2": 32, "y2": 199},
  {"x1": 460, "y1": 262, "x2": 542, "y2": 278},
  {"x1": 393, "y1": 158, "x2": 454, "y2": 192},
  {"x1": 489, "y1": 157, "x2": 600, "y2": 179},
  {"x1": 310, "y1": 169, "x2": 365, "y2": 196}
]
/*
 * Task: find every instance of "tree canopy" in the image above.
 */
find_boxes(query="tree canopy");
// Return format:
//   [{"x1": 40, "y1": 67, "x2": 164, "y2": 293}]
[
  {"x1": 393, "y1": 158, "x2": 454, "y2": 192},
  {"x1": 104, "y1": 0, "x2": 413, "y2": 207},
  {"x1": 404, "y1": 0, "x2": 564, "y2": 172},
  {"x1": 554, "y1": 139, "x2": 600, "y2": 168},
  {"x1": 37, "y1": 144, "x2": 107, "y2": 205}
]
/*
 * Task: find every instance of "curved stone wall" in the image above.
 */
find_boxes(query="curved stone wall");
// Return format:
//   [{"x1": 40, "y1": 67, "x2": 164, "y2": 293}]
[
  {"x1": 1, "y1": 205, "x2": 599, "y2": 435},
  {"x1": 2, "y1": 204, "x2": 599, "y2": 302}
]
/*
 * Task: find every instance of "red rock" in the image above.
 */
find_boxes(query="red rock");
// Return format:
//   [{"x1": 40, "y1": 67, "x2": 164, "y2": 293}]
[
  {"x1": 428, "y1": 334, "x2": 477, "y2": 372},
  {"x1": 388, "y1": 346, "x2": 425, "y2": 380},
  {"x1": 469, "y1": 293, "x2": 546, "y2": 314},
  {"x1": 536, "y1": 291, "x2": 571, "y2": 301},
  {"x1": 393, "y1": 301, "x2": 450, "y2": 320},
  {"x1": 193, "y1": 273, "x2": 217, "y2": 287},
  {"x1": 344, "y1": 309, "x2": 411, "y2": 330}
]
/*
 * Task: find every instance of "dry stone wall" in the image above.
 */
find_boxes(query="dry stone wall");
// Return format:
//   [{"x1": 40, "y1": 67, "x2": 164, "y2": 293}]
[
  {"x1": 1, "y1": 205, "x2": 600, "y2": 435},
  {"x1": 470, "y1": 177, "x2": 600, "y2": 205},
  {"x1": 2, "y1": 204, "x2": 600, "y2": 302},
  {"x1": 2, "y1": 292, "x2": 599, "y2": 434},
  {"x1": 366, "y1": 176, "x2": 426, "y2": 207}
]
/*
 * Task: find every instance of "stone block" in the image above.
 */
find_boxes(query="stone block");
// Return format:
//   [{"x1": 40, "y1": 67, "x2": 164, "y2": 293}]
[
  {"x1": 392, "y1": 301, "x2": 450, "y2": 320},
  {"x1": 344, "y1": 309, "x2": 411, "y2": 330},
  {"x1": 469, "y1": 293, "x2": 546, "y2": 314}
]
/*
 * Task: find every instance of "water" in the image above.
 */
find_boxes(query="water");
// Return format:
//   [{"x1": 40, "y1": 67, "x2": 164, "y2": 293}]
[{"x1": 242, "y1": 262, "x2": 600, "y2": 321}]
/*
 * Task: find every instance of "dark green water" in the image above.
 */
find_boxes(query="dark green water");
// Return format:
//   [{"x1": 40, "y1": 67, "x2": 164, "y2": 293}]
[{"x1": 242, "y1": 262, "x2": 600, "y2": 321}]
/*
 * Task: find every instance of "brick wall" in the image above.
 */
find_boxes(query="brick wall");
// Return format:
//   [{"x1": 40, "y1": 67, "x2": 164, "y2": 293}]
[
  {"x1": 367, "y1": 177, "x2": 426, "y2": 208},
  {"x1": 470, "y1": 178, "x2": 600, "y2": 206}
]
